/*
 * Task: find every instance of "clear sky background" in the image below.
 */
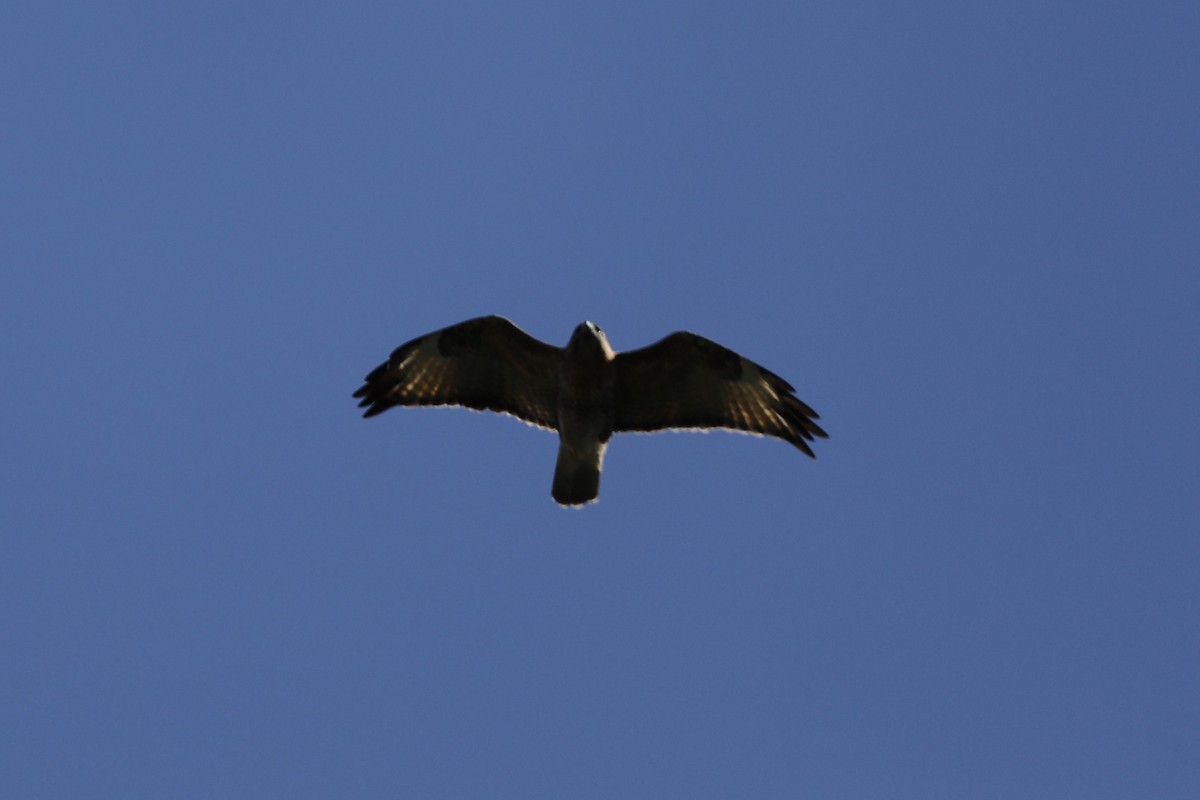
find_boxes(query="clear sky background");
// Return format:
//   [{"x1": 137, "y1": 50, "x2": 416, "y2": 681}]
[{"x1": 3, "y1": 2, "x2": 1198, "y2": 797}]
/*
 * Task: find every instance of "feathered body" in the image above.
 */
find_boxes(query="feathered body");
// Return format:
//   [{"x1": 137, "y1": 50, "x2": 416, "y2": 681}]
[{"x1": 354, "y1": 316, "x2": 826, "y2": 506}]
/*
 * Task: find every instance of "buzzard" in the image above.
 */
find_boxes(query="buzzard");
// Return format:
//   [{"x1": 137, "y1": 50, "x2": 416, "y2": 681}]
[{"x1": 354, "y1": 316, "x2": 827, "y2": 506}]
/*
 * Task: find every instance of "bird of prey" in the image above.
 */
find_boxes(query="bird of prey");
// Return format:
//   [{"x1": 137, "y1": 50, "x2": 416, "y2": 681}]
[{"x1": 353, "y1": 316, "x2": 827, "y2": 506}]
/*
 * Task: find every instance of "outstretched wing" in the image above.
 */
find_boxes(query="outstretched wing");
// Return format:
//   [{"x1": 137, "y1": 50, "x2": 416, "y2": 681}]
[
  {"x1": 353, "y1": 315, "x2": 562, "y2": 430},
  {"x1": 612, "y1": 332, "x2": 828, "y2": 456}
]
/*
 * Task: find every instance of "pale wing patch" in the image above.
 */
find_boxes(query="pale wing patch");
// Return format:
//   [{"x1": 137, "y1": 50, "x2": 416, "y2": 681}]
[
  {"x1": 353, "y1": 315, "x2": 561, "y2": 429},
  {"x1": 611, "y1": 331, "x2": 826, "y2": 457}
]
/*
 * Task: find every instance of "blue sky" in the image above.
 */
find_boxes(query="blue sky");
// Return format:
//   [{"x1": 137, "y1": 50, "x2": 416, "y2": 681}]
[{"x1": 3, "y1": 1, "x2": 1198, "y2": 797}]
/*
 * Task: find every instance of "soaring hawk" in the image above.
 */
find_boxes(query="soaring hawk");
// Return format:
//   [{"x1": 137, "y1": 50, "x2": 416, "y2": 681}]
[{"x1": 354, "y1": 316, "x2": 827, "y2": 506}]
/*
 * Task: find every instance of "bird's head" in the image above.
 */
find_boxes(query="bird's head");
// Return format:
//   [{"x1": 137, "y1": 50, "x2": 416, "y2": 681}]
[{"x1": 567, "y1": 321, "x2": 615, "y2": 360}]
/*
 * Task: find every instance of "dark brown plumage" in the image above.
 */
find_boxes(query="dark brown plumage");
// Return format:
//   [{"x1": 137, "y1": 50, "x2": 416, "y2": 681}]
[{"x1": 354, "y1": 316, "x2": 827, "y2": 505}]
